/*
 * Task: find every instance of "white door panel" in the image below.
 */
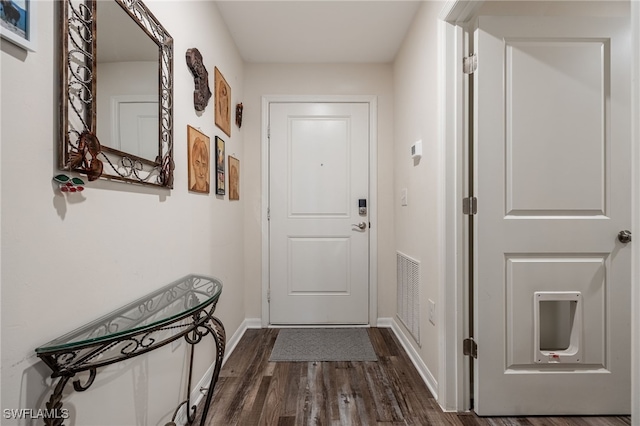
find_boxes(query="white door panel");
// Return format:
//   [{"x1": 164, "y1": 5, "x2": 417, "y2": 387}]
[
  {"x1": 112, "y1": 97, "x2": 158, "y2": 161},
  {"x1": 505, "y1": 40, "x2": 607, "y2": 215},
  {"x1": 269, "y1": 103, "x2": 370, "y2": 324},
  {"x1": 474, "y1": 17, "x2": 631, "y2": 415}
]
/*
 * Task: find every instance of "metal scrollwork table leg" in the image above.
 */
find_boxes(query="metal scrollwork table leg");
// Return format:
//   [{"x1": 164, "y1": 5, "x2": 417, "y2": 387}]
[{"x1": 166, "y1": 316, "x2": 226, "y2": 426}]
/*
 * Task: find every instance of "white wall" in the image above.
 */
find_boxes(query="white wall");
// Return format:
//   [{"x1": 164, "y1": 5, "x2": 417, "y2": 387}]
[
  {"x1": 242, "y1": 63, "x2": 396, "y2": 321},
  {"x1": 0, "y1": 1, "x2": 245, "y2": 424},
  {"x1": 393, "y1": 0, "x2": 445, "y2": 387}
]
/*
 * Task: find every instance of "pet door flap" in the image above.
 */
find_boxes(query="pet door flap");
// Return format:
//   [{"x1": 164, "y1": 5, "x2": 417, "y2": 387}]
[{"x1": 533, "y1": 291, "x2": 583, "y2": 364}]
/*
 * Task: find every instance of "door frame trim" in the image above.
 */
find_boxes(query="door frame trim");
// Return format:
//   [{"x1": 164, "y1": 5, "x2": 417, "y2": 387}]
[
  {"x1": 260, "y1": 95, "x2": 379, "y2": 327},
  {"x1": 439, "y1": 0, "x2": 483, "y2": 412},
  {"x1": 631, "y1": 1, "x2": 640, "y2": 420}
]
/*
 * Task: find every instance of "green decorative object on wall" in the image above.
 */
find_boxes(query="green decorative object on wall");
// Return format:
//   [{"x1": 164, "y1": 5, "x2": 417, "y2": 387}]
[{"x1": 53, "y1": 174, "x2": 85, "y2": 193}]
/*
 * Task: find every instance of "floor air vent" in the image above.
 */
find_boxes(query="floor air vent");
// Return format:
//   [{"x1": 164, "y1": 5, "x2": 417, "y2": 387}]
[{"x1": 397, "y1": 251, "x2": 420, "y2": 345}]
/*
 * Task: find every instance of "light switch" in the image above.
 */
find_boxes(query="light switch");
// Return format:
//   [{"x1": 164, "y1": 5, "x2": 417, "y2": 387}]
[
  {"x1": 428, "y1": 299, "x2": 436, "y2": 325},
  {"x1": 401, "y1": 188, "x2": 408, "y2": 206},
  {"x1": 411, "y1": 140, "x2": 422, "y2": 159}
]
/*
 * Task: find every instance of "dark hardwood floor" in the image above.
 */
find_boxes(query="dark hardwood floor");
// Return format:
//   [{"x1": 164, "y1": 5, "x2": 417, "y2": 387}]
[{"x1": 195, "y1": 328, "x2": 631, "y2": 426}]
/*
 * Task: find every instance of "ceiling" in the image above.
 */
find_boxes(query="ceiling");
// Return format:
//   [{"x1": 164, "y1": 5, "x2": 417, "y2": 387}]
[{"x1": 215, "y1": 1, "x2": 423, "y2": 63}]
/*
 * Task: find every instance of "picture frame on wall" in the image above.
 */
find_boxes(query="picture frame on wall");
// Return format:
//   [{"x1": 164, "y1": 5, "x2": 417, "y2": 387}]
[
  {"x1": 215, "y1": 136, "x2": 225, "y2": 195},
  {"x1": 228, "y1": 156, "x2": 239, "y2": 201},
  {"x1": 0, "y1": 0, "x2": 37, "y2": 52},
  {"x1": 187, "y1": 126, "x2": 211, "y2": 194},
  {"x1": 214, "y1": 67, "x2": 231, "y2": 137}
]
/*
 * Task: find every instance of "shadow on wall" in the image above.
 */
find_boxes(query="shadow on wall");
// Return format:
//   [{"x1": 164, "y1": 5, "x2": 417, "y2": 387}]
[
  {"x1": 20, "y1": 356, "x2": 158, "y2": 426},
  {"x1": 18, "y1": 361, "x2": 75, "y2": 426}
]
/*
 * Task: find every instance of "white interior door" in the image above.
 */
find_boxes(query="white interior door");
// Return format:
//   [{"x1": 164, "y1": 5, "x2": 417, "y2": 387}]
[
  {"x1": 269, "y1": 102, "x2": 370, "y2": 324},
  {"x1": 113, "y1": 97, "x2": 158, "y2": 160},
  {"x1": 474, "y1": 16, "x2": 631, "y2": 415}
]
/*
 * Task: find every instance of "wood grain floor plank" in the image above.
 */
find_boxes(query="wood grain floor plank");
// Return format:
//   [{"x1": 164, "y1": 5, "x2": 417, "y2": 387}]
[
  {"x1": 277, "y1": 416, "x2": 296, "y2": 426},
  {"x1": 347, "y1": 362, "x2": 378, "y2": 425},
  {"x1": 304, "y1": 362, "x2": 328, "y2": 426},
  {"x1": 281, "y1": 362, "x2": 302, "y2": 417},
  {"x1": 333, "y1": 363, "x2": 363, "y2": 425},
  {"x1": 295, "y1": 371, "x2": 310, "y2": 426},
  {"x1": 328, "y1": 365, "x2": 346, "y2": 425},
  {"x1": 363, "y1": 360, "x2": 404, "y2": 422},
  {"x1": 259, "y1": 363, "x2": 287, "y2": 426},
  {"x1": 244, "y1": 376, "x2": 271, "y2": 426},
  {"x1": 367, "y1": 327, "x2": 399, "y2": 357}
]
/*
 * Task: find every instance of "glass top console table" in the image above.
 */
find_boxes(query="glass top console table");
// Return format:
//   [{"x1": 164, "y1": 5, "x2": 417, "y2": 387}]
[{"x1": 35, "y1": 274, "x2": 225, "y2": 426}]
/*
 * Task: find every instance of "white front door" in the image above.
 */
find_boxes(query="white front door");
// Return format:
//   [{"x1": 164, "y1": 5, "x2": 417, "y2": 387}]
[
  {"x1": 269, "y1": 102, "x2": 370, "y2": 325},
  {"x1": 474, "y1": 16, "x2": 631, "y2": 415}
]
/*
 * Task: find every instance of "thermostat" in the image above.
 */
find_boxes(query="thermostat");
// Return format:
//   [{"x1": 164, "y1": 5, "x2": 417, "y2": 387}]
[{"x1": 411, "y1": 140, "x2": 422, "y2": 159}]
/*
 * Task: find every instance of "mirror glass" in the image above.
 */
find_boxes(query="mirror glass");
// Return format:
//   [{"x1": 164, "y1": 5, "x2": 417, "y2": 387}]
[
  {"x1": 96, "y1": 2, "x2": 160, "y2": 163},
  {"x1": 59, "y1": 0, "x2": 174, "y2": 188}
]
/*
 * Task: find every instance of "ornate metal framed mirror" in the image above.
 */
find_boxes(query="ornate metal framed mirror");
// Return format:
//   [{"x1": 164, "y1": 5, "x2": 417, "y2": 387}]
[{"x1": 58, "y1": 0, "x2": 174, "y2": 188}]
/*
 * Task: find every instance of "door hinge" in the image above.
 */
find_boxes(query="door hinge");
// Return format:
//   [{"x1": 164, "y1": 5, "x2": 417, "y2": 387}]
[
  {"x1": 462, "y1": 197, "x2": 477, "y2": 215},
  {"x1": 267, "y1": 126, "x2": 271, "y2": 139},
  {"x1": 463, "y1": 338, "x2": 478, "y2": 358},
  {"x1": 267, "y1": 207, "x2": 270, "y2": 221},
  {"x1": 267, "y1": 288, "x2": 271, "y2": 303},
  {"x1": 463, "y1": 54, "x2": 477, "y2": 74}
]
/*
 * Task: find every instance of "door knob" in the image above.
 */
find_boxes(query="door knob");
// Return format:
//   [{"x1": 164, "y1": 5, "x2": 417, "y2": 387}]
[
  {"x1": 618, "y1": 230, "x2": 632, "y2": 244},
  {"x1": 352, "y1": 222, "x2": 367, "y2": 230}
]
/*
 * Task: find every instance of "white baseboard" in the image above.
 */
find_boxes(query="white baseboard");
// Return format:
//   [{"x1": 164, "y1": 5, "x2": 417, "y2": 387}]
[
  {"x1": 174, "y1": 318, "x2": 260, "y2": 425},
  {"x1": 377, "y1": 317, "x2": 439, "y2": 403}
]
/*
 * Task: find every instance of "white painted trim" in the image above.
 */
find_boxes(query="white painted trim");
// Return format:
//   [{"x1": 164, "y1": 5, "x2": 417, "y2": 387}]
[
  {"x1": 260, "y1": 95, "x2": 379, "y2": 326},
  {"x1": 368, "y1": 97, "x2": 379, "y2": 327},
  {"x1": 242, "y1": 318, "x2": 263, "y2": 331},
  {"x1": 631, "y1": 1, "x2": 640, "y2": 422},
  {"x1": 438, "y1": 18, "x2": 467, "y2": 413},
  {"x1": 439, "y1": 0, "x2": 483, "y2": 23},
  {"x1": 376, "y1": 317, "x2": 394, "y2": 328},
  {"x1": 261, "y1": 97, "x2": 270, "y2": 328},
  {"x1": 378, "y1": 317, "x2": 439, "y2": 401},
  {"x1": 439, "y1": 0, "x2": 483, "y2": 413}
]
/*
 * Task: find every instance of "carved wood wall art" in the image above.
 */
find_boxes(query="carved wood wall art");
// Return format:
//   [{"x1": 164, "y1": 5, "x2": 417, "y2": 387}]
[
  {"x1": 235, "y1": 103, "x2": 243, "y2": 128},
  {"x1": 186, "y1": 48, "x2": 212, "y2": 112},
  {"x1": 214, "y1": 67, "x2": 231, "y2": 137}
]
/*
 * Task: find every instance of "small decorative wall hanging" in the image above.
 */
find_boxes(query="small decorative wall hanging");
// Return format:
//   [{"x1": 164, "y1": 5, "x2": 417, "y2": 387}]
[
  {"x1": 214, "y1": 67, "x2": 231, "y2": 137},
  {"x1": 228, "y1": 156, "x2": 239, "y2": 201},
  {"x1": 0, "y1": 0, "x2": 36, "y2": 51},
  {"x1": 187, "y1": 126, "x2": 210, "y2": 194},
  {"x1": 66, "y1": 131, "x2": 104, "y2": 181},
  {"x1": 215, "y1": 136, "x2": 225, "y2": 195},
  {"x1": 235, "y1": 103, "x2": 243, "y2": 128},
  {"x1": 53, "y1": 174, "x2": 85, "y2": 193},
  {"x1": 185, "y1": 48, "x2": 211, "y2": 112}
]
